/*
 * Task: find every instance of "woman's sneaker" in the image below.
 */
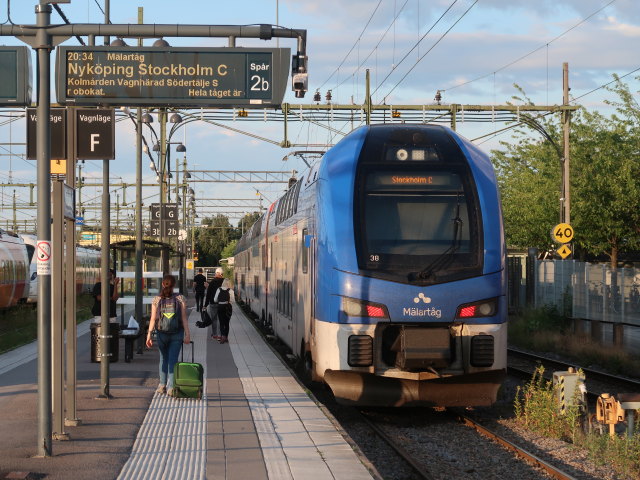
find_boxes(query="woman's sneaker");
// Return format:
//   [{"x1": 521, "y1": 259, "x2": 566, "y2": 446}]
[{"x1": 156, "y1": 385, "x2": 166, "y2": 394}]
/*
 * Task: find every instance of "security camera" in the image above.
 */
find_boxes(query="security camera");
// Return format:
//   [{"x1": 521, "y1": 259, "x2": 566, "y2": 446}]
[{"x1": 292, "y1": 73, "x2": 308, "y2": 98}]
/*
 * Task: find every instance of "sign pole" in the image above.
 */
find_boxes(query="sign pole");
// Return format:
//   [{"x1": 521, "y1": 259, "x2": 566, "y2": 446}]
[
  {"x1": 135, "y1": 7, "x2": 145, "y2": 355},
  {"x1": 35, "y1": 1, "x2": 53, "y2": 457},
  {"x1": 65, "y1": 107, "x2": 81, "y2": 427},
  {"x1": 98, "y1": 156, "x2": 112, "y2": 399},
  {"x1": 51, "y1": 179, "x2": 67, "y2": 439}
]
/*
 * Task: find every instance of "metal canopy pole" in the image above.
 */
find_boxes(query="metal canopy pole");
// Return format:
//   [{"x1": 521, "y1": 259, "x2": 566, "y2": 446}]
[
  {"x1": 135, "y1": 7, "x2": 145, "y2": 354},
  {"x1": 35, "y1": 1, "x2": 52, "y2": 458},
  {"x1": 65, "y1": 109, "x2": 81, "y2": 428},
  {"x1": 98, "y1": 158, "x2": 112, "y2": 399}
]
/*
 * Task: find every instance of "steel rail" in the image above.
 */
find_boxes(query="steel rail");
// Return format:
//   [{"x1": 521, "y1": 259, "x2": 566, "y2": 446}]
[
  {"x1": 452, "y1": 412, "x2": 578, "y2": 480},
  {"x1": 357, "y1": 411, "x2": 436, "y2": 480},
  {"x1": 508, "y1": 347, "x2": 640, "y2": 392}
]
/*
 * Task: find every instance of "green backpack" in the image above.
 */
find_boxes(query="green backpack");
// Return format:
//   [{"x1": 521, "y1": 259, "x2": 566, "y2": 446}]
[{"x1": 157, "y1": 296, "x2": 180, "y2": 333}]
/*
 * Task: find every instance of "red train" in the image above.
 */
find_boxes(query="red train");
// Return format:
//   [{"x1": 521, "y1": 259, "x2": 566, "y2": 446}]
[
  {"x1": 0, "y1": 230, "x2": 101, "y2": 308},
  {"x1": 0, "y1": 230, "x2": 30, "y2": 308}
]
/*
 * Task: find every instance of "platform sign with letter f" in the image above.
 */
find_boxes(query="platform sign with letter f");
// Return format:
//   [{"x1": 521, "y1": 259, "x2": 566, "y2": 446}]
[
  {"x1": 90, "y1": 134, "x2": 100, "y2": 152},
  {"x1": 75, "y1": 108, "x2": 115, "y2": 160}
]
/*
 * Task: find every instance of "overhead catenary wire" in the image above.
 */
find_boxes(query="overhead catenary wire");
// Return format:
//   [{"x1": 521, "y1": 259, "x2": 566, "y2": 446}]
[
  {"x1": 444, "y1": 0, "x2": 618, "y2": 93},
  {"x1": 331, "y1": 0, "x2": 410, "y2": 93},
  {"x1": 317, "y1": 0, "x2": 383, "y2": 91},
  {"x1": 471, "y1": 63, "x2": 640, "y2": 146},
  {"x1": 380, "y1": 0, "x2": 479, "y2": 102},
  {"x1": 371, "y1": 0, "x2": 459, "y2": 99},
  {"x1": 570, "y1": 65, "x2": 640, "y2": 103}
]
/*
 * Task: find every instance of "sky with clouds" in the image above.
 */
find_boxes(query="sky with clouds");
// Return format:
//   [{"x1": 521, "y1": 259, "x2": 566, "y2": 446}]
[{"x1": 0, "y1": 0, "x2": 638, "y2": 229}]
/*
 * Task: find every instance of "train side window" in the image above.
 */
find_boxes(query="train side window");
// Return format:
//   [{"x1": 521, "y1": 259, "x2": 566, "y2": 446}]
[
  {"x1": 294, "y1": 181, "x2": 302, "y2": 214},
  {"x1": 275, "y1": 198, "x2": 283, "y2": 225},
  {"x1": 284, "y1": 190, "x2": 292, "y2": 219},
  {"x1": 301, "y1": 228, "x2": 308, "y2": 274}
]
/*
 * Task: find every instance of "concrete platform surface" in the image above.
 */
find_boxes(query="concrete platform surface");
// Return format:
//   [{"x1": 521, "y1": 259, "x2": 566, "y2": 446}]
[{"x1": 0, "y1": 299, "x2": 375, "y2": 480}]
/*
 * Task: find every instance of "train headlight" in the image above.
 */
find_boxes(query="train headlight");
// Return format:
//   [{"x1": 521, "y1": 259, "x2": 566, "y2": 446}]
[
  {"x1": 342, "y1": 297, "x2": 389, "y2": 319},
  {"x1": 455, "y1": 298, "x2": 497, "y2": 319},
  {"x1": 411, "y1": 149, "x2": 425, "y2": 160},
  {"x1": 396, "y1": 148, "x2": 409, "y2": 161}
]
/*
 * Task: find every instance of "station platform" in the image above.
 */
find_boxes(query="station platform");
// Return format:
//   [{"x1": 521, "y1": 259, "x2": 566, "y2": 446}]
[{"x1": 0, "y1": 299, "x2": 375, "y2": 480}]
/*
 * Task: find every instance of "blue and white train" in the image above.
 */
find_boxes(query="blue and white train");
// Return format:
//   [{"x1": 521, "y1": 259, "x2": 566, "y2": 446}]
[{"x1": 234, "y1": 124, "x2": 507, "y2": 407}]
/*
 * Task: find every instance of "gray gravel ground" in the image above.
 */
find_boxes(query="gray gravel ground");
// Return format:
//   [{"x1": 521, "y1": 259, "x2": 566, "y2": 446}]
[{"x1": 315, "y1": 377, "x2": 633, "y2": 480}]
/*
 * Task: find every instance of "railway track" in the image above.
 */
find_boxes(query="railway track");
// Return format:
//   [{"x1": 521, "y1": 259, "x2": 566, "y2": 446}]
[
  {"x1": 508, "y1": 347, "x2": 640, "y2": 400},
  {"x1": 357, "y1": 409, "x2": 436, "y2": 480},
  {"x1": 356, "y1": 407, "x2": 580, "y2": 480},
  {"x1": 450, "y1": 410, "x2": 578, "y2": 480}
]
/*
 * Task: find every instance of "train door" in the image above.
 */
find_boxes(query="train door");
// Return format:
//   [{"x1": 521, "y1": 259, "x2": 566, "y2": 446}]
[
  {"x1": 281, "y1": 235, "x2": 294, "y2": 350},
  {"x1": 294, "y1": 224, "x2": 309, "y2": 358},
  {"x1": 307, "y1": 213, "x2": 317, "y2": 345}
]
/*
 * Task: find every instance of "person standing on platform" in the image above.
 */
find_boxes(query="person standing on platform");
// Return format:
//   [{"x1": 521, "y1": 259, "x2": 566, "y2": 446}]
[
  {"x1": 91, "y1": 268, "x2": 119, "y2": 322},
  {"x1": 146, "y1": 274, "x2": 190, "y2": 397},
  {"x1": 192, "y1": 268, "x2": 207, "y2": 312},
  {"x1": 203, "y1": 267, "x2": 224, "y2": 340},
  {"x1": 214, "y1": 278, "x2": 234, "y2": 344}
]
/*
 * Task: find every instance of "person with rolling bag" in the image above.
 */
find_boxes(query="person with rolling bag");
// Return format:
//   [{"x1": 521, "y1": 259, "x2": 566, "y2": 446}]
[
  {"x1": 146, "y1": 274, "x2": 190, "y2": 397},
  {"x1": 173, "y1": 341, "x2": 204, "y2": 399}
]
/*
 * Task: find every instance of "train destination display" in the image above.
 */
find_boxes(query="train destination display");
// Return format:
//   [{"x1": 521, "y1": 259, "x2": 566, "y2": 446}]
[
  {"x1": 0, "y1": 46, "x2": 32, "y2": 106},
  {"x1": 56, "y1": 46, "x2": 290, "y2": 107}
]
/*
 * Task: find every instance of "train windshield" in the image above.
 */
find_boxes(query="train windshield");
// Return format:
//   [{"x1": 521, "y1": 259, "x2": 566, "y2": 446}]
[{"x1": 355, "y1": 167, "x2": 482, "y2": 284}]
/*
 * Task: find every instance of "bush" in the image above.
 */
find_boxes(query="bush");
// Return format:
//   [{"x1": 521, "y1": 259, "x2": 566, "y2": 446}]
[{"x1": 514, "y1": 365, "x2": 640, "y2": 478}]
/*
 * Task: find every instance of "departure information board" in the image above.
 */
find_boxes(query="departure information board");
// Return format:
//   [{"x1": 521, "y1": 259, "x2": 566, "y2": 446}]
[
  {"x1": 56, "y1": 46, "x2": 290, "y2": 107},
  {"x1": 0, "y1": 46, "x2": 32, "y2": 106}
]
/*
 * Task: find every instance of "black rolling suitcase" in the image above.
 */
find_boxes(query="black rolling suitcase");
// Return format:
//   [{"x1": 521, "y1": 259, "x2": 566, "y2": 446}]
[{"x1": 173, "y1": 341, "x2": 204, "y2": 399}]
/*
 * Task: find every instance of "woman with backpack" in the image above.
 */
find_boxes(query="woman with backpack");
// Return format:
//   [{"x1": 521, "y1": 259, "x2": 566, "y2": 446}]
[
  {"x1": 146, "y1": 274, "x2": 191, "y2": 397},
  {"x1": 214, "y1": 278, "x2": 234, "y2": 344}
]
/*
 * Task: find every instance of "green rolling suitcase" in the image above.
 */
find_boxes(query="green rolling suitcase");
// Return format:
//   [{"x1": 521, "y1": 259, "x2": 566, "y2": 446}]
[{"x1": 173, "y1": 341, "x2": 204, "y2": 399}]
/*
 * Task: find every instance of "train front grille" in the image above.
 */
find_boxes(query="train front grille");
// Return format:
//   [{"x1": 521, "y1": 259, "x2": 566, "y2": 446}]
[
  {"x1": 348, "y1": 335, "x2": 373, "y2": 367},
  {"x1": 470, "y1": 335, "x2": 494, "y2": 367}
]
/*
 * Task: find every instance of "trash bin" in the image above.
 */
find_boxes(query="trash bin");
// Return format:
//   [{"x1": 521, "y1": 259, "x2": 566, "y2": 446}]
[
  {"x1": 120, "y1": 328, "x2": 140, "y2": 363},
  {"x1": 90, "y1": 322, "x2": 120, "y2": 363}
]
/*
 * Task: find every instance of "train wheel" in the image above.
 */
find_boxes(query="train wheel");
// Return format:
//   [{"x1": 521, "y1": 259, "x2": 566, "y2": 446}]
[{"x1": 298, "y1": 340, "x2": 321, "y2": 384}]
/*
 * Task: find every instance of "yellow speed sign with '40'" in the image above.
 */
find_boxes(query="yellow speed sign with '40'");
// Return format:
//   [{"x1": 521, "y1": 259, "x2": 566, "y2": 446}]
[{"x1": 551, "y1": 223, "x2": 574, "y2": 244}]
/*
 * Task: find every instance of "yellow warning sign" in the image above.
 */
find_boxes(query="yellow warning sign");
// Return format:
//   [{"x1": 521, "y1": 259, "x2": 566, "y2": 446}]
[
  {"x1": 50, "y1": 159, "x2": 67, "y2": 175},
  {"x1": 186, "y1": 260, "x2": 194, "y2": 270},
  {"x1": 551, "y1": 223, "x2": 574, "y2": 244},
  {"x1": 557, "y1": 244, "x2": 572, "y2": 259}
]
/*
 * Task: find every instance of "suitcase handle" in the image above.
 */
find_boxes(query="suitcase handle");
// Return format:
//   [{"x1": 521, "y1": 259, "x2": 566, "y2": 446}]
[{"x1": 181, "y1": 340, "x2": 195, "y2": 363}]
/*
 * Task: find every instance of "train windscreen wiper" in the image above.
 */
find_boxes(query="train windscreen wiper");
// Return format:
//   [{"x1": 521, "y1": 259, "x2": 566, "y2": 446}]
[{"x1": 408, "y1": 193, "x2": 463, "y2": 282}]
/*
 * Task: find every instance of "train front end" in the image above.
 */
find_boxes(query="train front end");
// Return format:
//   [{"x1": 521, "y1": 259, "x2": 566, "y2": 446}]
[{"x1": 314, "y1": 124, "x2": 507, "y2": 407}]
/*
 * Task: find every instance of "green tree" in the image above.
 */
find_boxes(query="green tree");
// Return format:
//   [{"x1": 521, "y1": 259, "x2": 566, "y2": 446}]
[
  {"x1": 220, "y1": 239, "x2": 238, "y2": 279},
  {"x1": 492, "y1": 119, "x2": 562, "y2": 251},
  {"x1": 492, "y1": 79, "x2": 640, "y2": 266},
  {"x1": 194, "y1": 211, "x2": 263, "y2": 267},
  {"x1": 238, "y1": 211, "x2": 262, "y2": 236},
  {"x1": 194, "y1": 214, "x2": 235, "y2": 266},
  {"x1": 570, "y1": 78, "x2": 640, "y2": 267}
]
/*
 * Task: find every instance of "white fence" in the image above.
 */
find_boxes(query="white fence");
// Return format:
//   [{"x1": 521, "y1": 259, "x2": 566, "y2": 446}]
[{"x1": 533, "y1": 260, "x2": 640, "y2": 326}]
